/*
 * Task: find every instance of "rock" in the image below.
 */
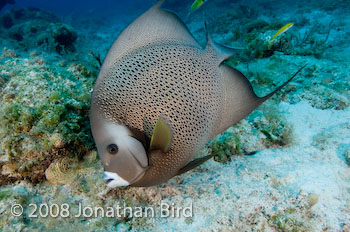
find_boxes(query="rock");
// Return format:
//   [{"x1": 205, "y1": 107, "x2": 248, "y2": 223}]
[
  {"x1": 0, "y1": 12, "x2": 13, "y2": 29},
  {"x1": 1, "y1": 8, "x2": 77, "y2": 54},
  {"x1": 0, "y1": 0, "x2": 15, "y2": 12}
]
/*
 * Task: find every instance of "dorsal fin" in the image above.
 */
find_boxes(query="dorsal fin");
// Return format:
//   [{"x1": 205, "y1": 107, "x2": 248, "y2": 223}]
[
  {"x1": 205, "y1": 22, "x2": 242, "y2": 63},
  {"x1": 100, "y1": 1, "x2": 201, "y2": 77}
]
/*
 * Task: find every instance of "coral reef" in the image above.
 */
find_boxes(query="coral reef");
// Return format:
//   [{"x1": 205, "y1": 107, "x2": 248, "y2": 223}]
[
  {"x1": 0, "y1": 8, "x2": 77, "y2": 54},
  {"x1": 0, "y1": 0, "x2": 15, "y2": 12},
  {"x1": 45, "y1": 157, "x2": 79, "y2": 185},
  {"x1": 0, "y1": 48, "x2": 95, "y2": 184},
  {"x1": 205, "y1": 2, "x2": 343, "y2": 63}
]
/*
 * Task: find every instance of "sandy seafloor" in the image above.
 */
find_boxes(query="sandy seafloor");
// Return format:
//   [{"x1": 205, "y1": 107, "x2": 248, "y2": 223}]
[{"x1": 0, "y1": 0, "x2": 350, "y2": 231}]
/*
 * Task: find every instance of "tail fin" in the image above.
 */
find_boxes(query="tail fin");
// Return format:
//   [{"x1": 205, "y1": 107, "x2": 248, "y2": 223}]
[
  {"x1": 209, "y1": 64, "x2": 306, "y2": 140},
  {"x1": 259, "y1": 64, "x2": 307, "y2": 103}
]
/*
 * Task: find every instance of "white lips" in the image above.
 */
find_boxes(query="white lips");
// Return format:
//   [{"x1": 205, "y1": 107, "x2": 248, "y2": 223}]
[{"x1": 103, "y1": 171, "x2": 130, "y2": 188}]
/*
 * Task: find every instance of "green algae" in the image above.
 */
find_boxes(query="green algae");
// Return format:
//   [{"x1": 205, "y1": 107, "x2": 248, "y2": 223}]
[
  {"x1": 209, "y1": 131, "x2": 243, "y2": 162},
  {"x1": 270, "y1": 212, "x2": 310, "y2": 232},
  {"x1": 268, "y1": 193, "x2": 318, "y2": 232},
  {"x1": 0, "y1": 188, "x2": 11, "y2": 200},
  {"x1": 345, "y1": 149, "x2": 350, "y2": 165},
  {"x1": 252, "y1": 107, "x2": 294, "y2": 147}
]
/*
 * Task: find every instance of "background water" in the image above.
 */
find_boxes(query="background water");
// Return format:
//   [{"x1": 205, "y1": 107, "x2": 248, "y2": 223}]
[{"x1": 2, "y1": 0, "x2": 153, "y2": 16}]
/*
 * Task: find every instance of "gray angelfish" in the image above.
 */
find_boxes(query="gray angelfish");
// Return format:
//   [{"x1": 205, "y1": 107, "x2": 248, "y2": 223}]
[{"x1": 90, "y1": 1, "x2": 303, "y2": 187}]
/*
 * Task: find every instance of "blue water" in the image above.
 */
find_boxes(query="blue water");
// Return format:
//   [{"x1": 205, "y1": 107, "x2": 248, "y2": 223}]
[{"x1": 1, "y1": 0, "x2": 153, "y2": 16}]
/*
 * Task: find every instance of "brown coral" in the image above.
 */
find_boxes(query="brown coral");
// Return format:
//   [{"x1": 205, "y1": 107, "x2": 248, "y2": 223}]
[{"x1": 45, "y1": 157, "x2": 79, "y2": 185}]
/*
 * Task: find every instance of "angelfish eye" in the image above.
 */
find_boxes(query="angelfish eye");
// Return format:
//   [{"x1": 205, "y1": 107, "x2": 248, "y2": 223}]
[{"x1": 107, "y1": 144, "x2": 119, "y2": 154}]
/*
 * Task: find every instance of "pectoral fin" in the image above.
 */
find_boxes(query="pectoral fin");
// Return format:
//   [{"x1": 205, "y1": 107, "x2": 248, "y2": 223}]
[
  {"x1": 177, "y1": 154, "x2": 213, "y2": 176},
  {"x1": 149, "y1": 118, "x2": 172, "y2": 152}
]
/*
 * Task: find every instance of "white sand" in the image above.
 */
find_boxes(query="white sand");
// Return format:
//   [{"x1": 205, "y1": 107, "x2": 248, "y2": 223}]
[{"x1": 150, "y1": 101, "x2": 350, "y2": 231}]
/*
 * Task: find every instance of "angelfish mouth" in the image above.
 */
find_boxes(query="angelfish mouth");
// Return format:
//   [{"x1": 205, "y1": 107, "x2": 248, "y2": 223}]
[{"x1": 103, "y1": 171, "x2": 130, "y2": 188}]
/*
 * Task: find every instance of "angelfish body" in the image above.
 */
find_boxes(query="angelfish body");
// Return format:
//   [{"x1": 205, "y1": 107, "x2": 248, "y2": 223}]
[{"x1": 90, "y1": 1, "x2": 302, "y2": 187}]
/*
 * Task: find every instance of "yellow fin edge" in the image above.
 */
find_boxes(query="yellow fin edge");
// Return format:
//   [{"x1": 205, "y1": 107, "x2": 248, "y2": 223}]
[{"x1": 149, "y1": 118, "x2": 172, "y2": 152}]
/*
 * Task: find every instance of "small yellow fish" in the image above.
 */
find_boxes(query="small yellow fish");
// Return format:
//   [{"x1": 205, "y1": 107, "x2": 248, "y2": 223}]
[
  {"x1": 190, "y1": 0, "x2": 207, "y2": 13},
  {"x1": 271, "y1": 22, "x2": 294, "y2": 39}
]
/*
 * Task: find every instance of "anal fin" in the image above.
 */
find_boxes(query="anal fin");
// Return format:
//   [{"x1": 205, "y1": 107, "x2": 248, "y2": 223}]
[{"x1": 177, "y1": 154, "x2": 213, "y2": 176}]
